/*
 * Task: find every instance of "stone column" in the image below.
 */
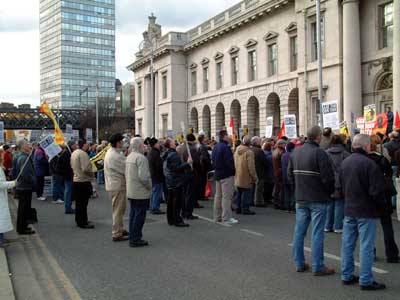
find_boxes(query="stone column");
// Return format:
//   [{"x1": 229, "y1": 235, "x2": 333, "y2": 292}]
[
  {"x1": 393, "y1": 0, "x2": 400, "y2": 113},
  {"x1": 342, "y1": 0, "x2": 362, "y2": 126}
]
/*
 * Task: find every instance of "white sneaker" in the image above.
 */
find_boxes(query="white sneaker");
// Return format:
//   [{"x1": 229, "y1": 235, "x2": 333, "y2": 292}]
[
  {"x1": 223, "y1": 218, "x2": 238, "y2": 225},
  {"x1": 334, "y1": 229, "x2": 343, "y2": 234},
  {"x1": 53, "y1": 199, "x2": 64, "y2": 204},
  {"x1": 37, "y1": 197, "x2": 46, "y2": 201}
]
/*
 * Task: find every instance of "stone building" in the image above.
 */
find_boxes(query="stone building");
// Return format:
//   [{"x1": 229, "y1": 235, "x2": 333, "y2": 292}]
[{"x1": 128, "y1": 0, "x2": 399, "y2": 138}]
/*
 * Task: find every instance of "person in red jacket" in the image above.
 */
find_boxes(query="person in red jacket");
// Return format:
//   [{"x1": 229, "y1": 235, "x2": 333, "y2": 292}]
[{"x1": 2, "y1": 145, "x2": 13, "y2": 180}]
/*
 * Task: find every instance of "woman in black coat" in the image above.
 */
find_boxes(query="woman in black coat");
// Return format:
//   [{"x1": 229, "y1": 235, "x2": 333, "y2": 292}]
[{"x1": 369, "y1": 135, "x2": 399, "y2": 263}]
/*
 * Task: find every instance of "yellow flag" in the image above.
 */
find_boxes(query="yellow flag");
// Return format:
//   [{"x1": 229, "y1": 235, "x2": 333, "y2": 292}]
[{"x1": 39, "y1": 101, "x2": 65, "y2": 145}]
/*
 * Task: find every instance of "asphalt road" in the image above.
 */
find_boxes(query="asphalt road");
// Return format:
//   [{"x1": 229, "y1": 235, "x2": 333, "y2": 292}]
[{"x1": 6, "y1": 186, "x2": 400, "y2": 300}]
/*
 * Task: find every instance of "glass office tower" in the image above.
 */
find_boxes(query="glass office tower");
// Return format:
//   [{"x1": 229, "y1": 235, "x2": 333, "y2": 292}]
[{"x1": 40, "y1": 0, "x2": 116, "y2": 109}]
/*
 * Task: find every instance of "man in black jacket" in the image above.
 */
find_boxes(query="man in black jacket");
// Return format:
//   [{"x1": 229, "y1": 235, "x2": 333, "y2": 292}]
[
  {"x1": 288, "y1": 126, "x2": 335, "y2": 276},
  {"x1": 251, "y1": 136, "x2": 269, "y2": 207},
  {"x1": 163, "y1": 138, "x2": 192, "y2": 227},
  {"x1": 14, "y1": 139, "x2": 37, "y2": 235},
  {"x1": 147, "y1": 138, "x2": 165, "y2": 214},
  {"x1": 340, "y1": 134, "x2": 386, "y2": 290}
]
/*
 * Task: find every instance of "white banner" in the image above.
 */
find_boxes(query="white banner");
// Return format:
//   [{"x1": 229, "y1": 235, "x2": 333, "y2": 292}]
[
  {"x1": 284, "y1": 114, "x2": 297, "y2": 139},
  {"x1": 30, "y1": 130, "x2": 40, "y2": 143},
  {"x1": 265, "y1": 116, "x2": 273, "y2": 138},
  {"x1": 86, "y1": 128, "x2": 93, "y2": 143},
  {"x1": 39, "y1": 135, "x2": 62, "y2": 161},
  {"x1": 66, "y1": 124, "x2": 73, "y2": 134},
  {"x1": 227, "y1": 127, "x2": 233, "y2": 136},
  {"x1": 322, "y1": 101, "x2": 339, "y2": 130},
  {"x1": 73, "y1": 130, "x2": 79, "y2": 141},
  {"x1": 0, "y1": 121, "x2": 4, "y2": 143}
]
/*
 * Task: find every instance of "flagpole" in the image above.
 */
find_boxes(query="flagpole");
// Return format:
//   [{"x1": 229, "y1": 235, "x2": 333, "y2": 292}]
[{"x1": 96, "y1": 81, "x2": 99, "y2": 145}]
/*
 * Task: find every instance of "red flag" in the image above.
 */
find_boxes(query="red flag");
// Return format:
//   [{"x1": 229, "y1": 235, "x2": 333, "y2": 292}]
[
  {"x1": 395, "y1": 111, "x2": 400, "y2": 129},
  {"x1": 277, "y1": 122, "x2": 285, "y2": 140},
  {"x1": 229, "y1": 117, "x2": 235, "y2": 136}
]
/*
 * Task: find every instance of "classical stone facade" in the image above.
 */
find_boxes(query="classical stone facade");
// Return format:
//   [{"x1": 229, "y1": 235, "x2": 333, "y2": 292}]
[{"x1": 128, "y1": 0, "x2": 398, "y2": 138}]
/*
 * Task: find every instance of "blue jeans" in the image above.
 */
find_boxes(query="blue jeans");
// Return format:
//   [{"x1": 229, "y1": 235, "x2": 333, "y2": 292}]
[
  {"x1": 236, "y1": 187, "x2": 251, "y2": 210},
  {"x1": 341, "y1": 217, "x2": 376, "y2": 285},
  {"x1": 64, "y1": 179, "x2": 73, "y2": 212},
  {"x1": 293, "y1": 202, "x2": 327, "y2": 272},
  {"x1": 0, "y1": 233, "x2": 4, "y2": 244},
  {"x1": 53, "y1": 175, "x2": 64, "y2": 200},
  {"x1": 150, "y1": 182, "x2": 164, "y2": 211},
  {"x1": 129, "y1": 199, "x2": 149, "y2": 242},
  {"x1": 391, "y1": 166, "x2": 397, "y2": 208},
  {"x1": 325, "y1": 199, "x2": 344, "y2": 231},
  {"x1": 97, "y1": 171, "x2": 104, "y2": 185}
]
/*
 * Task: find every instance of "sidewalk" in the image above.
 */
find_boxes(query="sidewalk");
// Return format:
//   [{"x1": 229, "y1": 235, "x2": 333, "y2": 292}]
[{"x1": 0, "y1": 247, "x2": 15, "y2": 300}]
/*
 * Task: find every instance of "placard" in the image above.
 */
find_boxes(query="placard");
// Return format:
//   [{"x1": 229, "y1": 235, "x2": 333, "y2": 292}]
[
  {"x1": 39, "y1": 135, "x2": 62, "y2": 161},
  {"x1": 227, "y1": 127, "x2": 233, "y2": 136},
  {"x1": 14, "y1": 130, "x2": 31, "y2": 143},
  {"x1": 30, "y1": 130, "x2": 40, "y2": 143},
  {"x1": 265, "y1": 116, "x2": 273, "y2": 138},
  {"x1": 284, "y1": 114, "x2": 297, "y2": 139},
  {"x1": 73, "y1": 130, "x2": 79, "y2": 141},
  {"x1": 0, "y1": 121, "x2": 4, "y2": 143},
  {"x1": 86, "y1": 128, "x2": 93, "y2": 143},
  {"x1": 165, "y1": 130, "x2": 174, "y2": 138},
  {"x1": 322, "y1": 101, "x2": 339, "y2": 130}
]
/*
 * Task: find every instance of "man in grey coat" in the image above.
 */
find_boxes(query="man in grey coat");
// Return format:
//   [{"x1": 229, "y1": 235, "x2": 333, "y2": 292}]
[{"x1": 126, "y1": 137, "x2": 152, "y2": 247}]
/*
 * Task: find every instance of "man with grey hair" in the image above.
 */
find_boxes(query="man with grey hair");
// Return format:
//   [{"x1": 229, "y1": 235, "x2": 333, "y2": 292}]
[
  {"x1": 234, "y1": 135, "x2": 257, "y2": 215},
  {"x1": 126, "y1": 137, "x2": 152, "y2": 247},
  {"x1": 251, "y1": 136, "x2": 269, "y2": 207},
  {"x1": 14, "y1": 139, "x2": 36, "y2": 235},
  {"x1": 288, "y1": 125, "x2": 335, "y2": 275},
  {"x1": 340, "y1": 134, "x2": 386, "y2": 290}
]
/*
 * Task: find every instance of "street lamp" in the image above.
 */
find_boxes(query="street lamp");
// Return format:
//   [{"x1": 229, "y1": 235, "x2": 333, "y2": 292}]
[
  {"x1": 79, "y1": 87, "x2": 89, "y2": 109},
  {"x1": 315, "y1": 0, "x2": 324, "y2": 128}
]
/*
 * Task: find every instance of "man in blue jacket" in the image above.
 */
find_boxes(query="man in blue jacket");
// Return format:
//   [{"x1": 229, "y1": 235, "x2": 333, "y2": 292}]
[
  {"x1": 340, "y1": 134, "x2": 386, "y2": 290},
  {"x1": 212, "y1": 130, "x2": 237, "y2": 225},
  {"x1": 288, "y1": 126, "x2": 335, "y2": 276}
]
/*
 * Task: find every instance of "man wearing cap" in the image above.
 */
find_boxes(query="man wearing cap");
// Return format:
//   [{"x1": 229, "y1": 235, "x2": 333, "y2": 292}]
[
  {"x1": 104, "y1": 133, "x2": 129, "y2": 241},
  {"x1": 147, "y1": 137, "x2": 165, "y2": 214}
]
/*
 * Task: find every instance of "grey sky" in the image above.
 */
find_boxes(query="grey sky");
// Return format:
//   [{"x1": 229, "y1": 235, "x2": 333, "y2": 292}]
[{"x1": 0, "y1": 0, "x2": 238, "y2": 106}]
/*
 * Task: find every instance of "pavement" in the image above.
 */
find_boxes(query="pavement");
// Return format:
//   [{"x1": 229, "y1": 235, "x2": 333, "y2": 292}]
[
  {"x1": 0, "y1": 247, "x2": 15, "y2": 300},
  {"x1": 3, "y1": 186, "x2": 400, "y2": 300}
]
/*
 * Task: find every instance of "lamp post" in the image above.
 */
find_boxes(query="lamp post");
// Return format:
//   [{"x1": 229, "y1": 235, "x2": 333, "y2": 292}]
[
  {"x1": 316, "y1": 0, "x2": 324, "y2": 128},
  {"x1": 96, "y1": 82, "x2": 99, "y2": 144}
]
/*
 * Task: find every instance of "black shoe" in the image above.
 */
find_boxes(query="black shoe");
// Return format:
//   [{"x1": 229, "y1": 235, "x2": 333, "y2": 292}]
[
  {"x1": 151, "y1": 210, "x2": 166, "y2": 215},
  {"x1": 112, "y1": 236, "x2": 129, "y2": 242},
  {"x1": 175, "y1": 222, "x2": 190, "y2": 227},
  {"x1": 255, "y1": 203, "x2": 268, "y2": 207},
  {"x1": 343, "y1": 275, "x2": 359, "y2": 285},
  {"x1": 18, "y1": 229, "x2": 36, "y2": 235},
  {"x1": 242, "y1": 210, "x2": 256, "y2": 215},
  {"x1": 122, "y1": 230, "x2": 129, "y2": 236},
  {"x1": 386, "y1": 257, "x2": 400, "y2": 263},
  {"x1": 236, "y1": 209, "x2": 242, "y2": 214},
  {"x1": 130, "y1": 240, "x2": 149, "y2": 247},
  {"x1": 186, "y1": 215, "x2": 199, "y2": 220},
  {"x1": 194, "y1": 204, "x2": 204, "y2": 209},
  {"x1": 65, "y1": 209, "x2": 75, "y2": 214},
  {"x1": 360, "y1": 281, "x2": 386, "y2": 291},
  {"x1": 79, "y1": 223, "x2": 95, "y2": 229}
]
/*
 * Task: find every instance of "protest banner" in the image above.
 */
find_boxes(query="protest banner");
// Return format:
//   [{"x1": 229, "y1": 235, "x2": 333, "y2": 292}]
[
  {"x1": 265, "y1": 116, "x2": 273, "y2": 138},
  {"x1": 322, "y1": 101, "x2": 339, "y2": 130},
  {"x1": 14, "y1": 130, "x2": 31, "y2": 142},
  {"x1": 86, "y1": 128, "x2": 93, "y2": 143},
  {"x1": 0, "y1": 121, "x2": 4, "y2": 143},
  {"x1": 373, "y1": 113, "x2": 388, "y2": 135},
  {"x1": 39, "y1": 134, "x2": 62, "y2": 161},
  {"x1": 284, "y1": 114, "x2": 297, "y2": 139},
  {"x1": 339, "y1": 121, "x2": 350, "y2": 138},
  {"x1": 73, "y1": 130, "x2": 79, "y2": 141}
]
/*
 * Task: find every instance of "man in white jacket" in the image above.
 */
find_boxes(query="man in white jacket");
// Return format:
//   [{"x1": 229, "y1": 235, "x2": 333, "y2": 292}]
[
  {"x1": 126, "y1": 137, "x2": 152, "y2": 247},
  {"x1": 104, "y1": 133, "x2": 128, "y2": 242}
]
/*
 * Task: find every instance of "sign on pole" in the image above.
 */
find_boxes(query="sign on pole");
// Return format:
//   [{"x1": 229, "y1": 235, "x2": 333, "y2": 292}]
[
  {"x1": 39, "y1": 135, "x2": 62, "y2": 161},
  {"x1": 0, "y1": 121, "x2": 4, "y2": 143},
  {"x1": 322, "y1": 101, "x2": 339, "y2": 130},
  {"x1": 265, "y1": 116, "x2": 273, "y2": 138},
  {"x1": 284, "y1": 114, "x2": 297, "y2": 139},
  {"x1": 86, "y1": 128, "x2": 93, "y2": 143}
]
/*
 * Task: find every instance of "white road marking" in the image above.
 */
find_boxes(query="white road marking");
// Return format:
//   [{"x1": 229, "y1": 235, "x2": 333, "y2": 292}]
[
  {"x1": 241, "y1": 229, "x2": 264, "y2": 237},
  {"x1": 288, "y1": 244, "x2": 389, "y2": 274},
  {"x1": 195, "y1": 215, "x2": 232, "y2": 227}
]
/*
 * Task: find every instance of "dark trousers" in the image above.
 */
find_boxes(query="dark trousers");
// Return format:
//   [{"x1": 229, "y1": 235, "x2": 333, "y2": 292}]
[
  {"x1": 73, "y1": 182, "x2": 92, "y2": 227},
  {"x1": 128, "y1": 199, "x2": 149, "y2": 242},
  {"x1": 36, "y1": 176, "x2": 45, "y2": 198},
  {"x1": 263, "y1": 182, "x2": 274, "y2": 203},
  {"x1": 183, "y1": 176, "x2": 195, "y2": 218},
  {"x1": 167, "y1": 187, "x2": 184, "y2": 225},
  {"x1": 273, "y1": 177, "x2": 283, "y2": 208},
  {"x1": 198, "y1": 172, "x2": 208, "y2": 199},
  {"x1": 16, "y1": 190, "x2": 33, "y2": 233},
  {"x1": 380, "y1": 214, "x2": 399, "y2": 260}
]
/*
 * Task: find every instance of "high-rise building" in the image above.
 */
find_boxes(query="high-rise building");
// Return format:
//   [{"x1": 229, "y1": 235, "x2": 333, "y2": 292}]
[{"x1": 40, "y1": 0, "x2": 116, "y2": 109}]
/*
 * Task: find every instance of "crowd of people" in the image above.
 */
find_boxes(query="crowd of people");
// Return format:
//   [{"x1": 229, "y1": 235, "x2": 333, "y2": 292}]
[{"x1": 0, "y1": 123, "x2": 399, "y2": 290}]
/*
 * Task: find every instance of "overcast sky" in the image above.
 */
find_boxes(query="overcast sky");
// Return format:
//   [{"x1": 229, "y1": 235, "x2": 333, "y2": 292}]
[{"x1": 0, "y1": 0, "x2": 238, "y2": 107}]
